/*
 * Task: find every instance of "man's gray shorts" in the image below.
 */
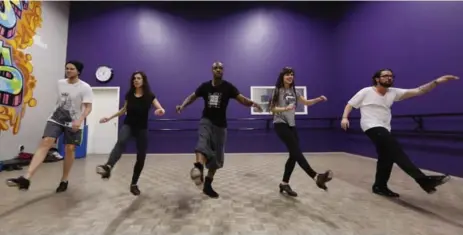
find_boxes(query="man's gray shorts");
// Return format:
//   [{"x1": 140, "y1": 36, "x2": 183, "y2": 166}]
[
  {"x1": 43, "y1": 121, "x2": 83, "y2": 146},
  {"x1": 195, "y1": 118, "x2": 227, "y2": 170}
]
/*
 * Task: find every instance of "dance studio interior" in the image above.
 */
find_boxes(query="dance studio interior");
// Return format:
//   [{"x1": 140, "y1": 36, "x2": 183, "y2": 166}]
[{"x1": 0, "y1": 1, "x2": 462, "y2": 235}]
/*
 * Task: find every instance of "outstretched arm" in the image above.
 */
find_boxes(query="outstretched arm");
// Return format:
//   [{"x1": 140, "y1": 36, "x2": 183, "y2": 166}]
[
  {"x1": 152, "y1": 98, "x2": 166, "y2": 116},
  {"x1": 298, "y1": 95, "x2": 327, "y2": 106},
  {"x1": 178, "y1": 92, "x2": 198, "y2": 110},
  {"x1": 152, "y1": 98, "x2": 164, "y2": 110},
  {"x1": 398, "y1": 75, "x2": 459, "y2": 101},
  {"x1": 108, "y1": 101, "x2": 128, "y2": 120},
  {"x1": 236, "y1": 94, "x2": 263, "y2": 112},
  {"x1": 235, "y1": 94, "x2": 256, "y2": 107}
]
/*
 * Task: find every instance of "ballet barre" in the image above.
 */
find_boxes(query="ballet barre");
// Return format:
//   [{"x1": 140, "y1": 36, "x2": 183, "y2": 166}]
[{"x1": 146, "y1": 112, "x2": 463, "y2": 137}]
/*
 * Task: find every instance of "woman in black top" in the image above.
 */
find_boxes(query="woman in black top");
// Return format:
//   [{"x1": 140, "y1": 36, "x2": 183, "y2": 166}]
[{"x1": 96, "y1": 71, "x2": 165, "y2": 195}]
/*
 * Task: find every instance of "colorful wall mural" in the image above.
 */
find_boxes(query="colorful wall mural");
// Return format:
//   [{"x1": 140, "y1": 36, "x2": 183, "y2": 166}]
[{"x1": 0, "y1": 0, "x2": 42, "y2": 135}]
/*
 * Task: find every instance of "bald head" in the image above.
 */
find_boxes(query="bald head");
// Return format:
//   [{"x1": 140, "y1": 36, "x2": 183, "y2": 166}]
[{"x1": 212, "y1": 61, "x2": 224, "y2": 79}]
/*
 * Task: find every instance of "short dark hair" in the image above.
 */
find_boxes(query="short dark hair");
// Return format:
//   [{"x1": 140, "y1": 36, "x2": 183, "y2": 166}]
[
  {"x1": 372, "y1": 69, "x2": 393, "y2": 85},
  {"x1": 66, "y1": 60, "x2": 84, "y2": 74}
]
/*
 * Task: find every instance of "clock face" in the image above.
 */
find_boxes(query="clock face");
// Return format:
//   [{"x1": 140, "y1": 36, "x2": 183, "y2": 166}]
[{"x1": 96, "y1": 66, "x2": 113, "y2": 83}]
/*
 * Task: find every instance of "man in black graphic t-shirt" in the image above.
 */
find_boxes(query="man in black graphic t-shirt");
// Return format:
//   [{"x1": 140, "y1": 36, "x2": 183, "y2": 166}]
[
  {"x1": 195, "y1": 79, "x2": 240, "y2": 128},
  {"x1": 176, "y1": 61, "x2": 263, "y2": 198}
]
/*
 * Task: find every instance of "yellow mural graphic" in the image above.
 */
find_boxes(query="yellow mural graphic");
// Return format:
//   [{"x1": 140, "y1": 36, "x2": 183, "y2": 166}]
[{"x1": 0, "y1": 0, "x2": 42, "y2": 135}]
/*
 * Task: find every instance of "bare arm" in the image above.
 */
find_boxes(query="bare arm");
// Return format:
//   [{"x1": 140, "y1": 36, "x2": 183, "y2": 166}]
[
  {"x1": 342, "y1": 104, "x2": 354, "y2": 119},
  {"x1": 298, "y1": 96, "x2": 324, "y2": 106},
  {"x1": 398, "y1": 80, "x2": 439, "y2": 101},
  {"x1": 179, "y1": 92, "x2": 198, "y2": 109},
  {"x1": 78, "y1": 103, "x2": 93, "y2": 123},
  {"x1": 271, "y1": 106, "x2": 291, "y2": 113},
  {"x1": 235, "y1": 94, "x2": 256, "y2": 107},
  {"x1": 398, "y1": 75, "x2": 459, "y2": 101},
  {"x1": 108, "y1": 101, "x2": 128, "y2": 120},
  {"x1": 152, "y1": 98, "x2": 164, "y2": 110}
]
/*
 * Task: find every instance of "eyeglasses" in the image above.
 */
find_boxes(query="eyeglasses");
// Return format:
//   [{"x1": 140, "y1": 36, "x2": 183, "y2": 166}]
[{"x1": 380, "y1": 75, "x2": 394, "y2": 78}]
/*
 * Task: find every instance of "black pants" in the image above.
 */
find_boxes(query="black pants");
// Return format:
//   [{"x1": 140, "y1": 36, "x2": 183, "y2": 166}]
[
  {"x1": 106, "y1": 125, "x2": 148, "y2": 185},
  {"x1": 274, "y1": 123, "x2": 317, "y2": 182},
  {"x1": 365, "y1": 127, "x2": 426, "y2": 187}
]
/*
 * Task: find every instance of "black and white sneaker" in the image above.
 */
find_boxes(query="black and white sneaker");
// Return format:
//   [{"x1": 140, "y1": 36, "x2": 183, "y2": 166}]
[
  {"x1": 96, "y1": 165, "x2": 111, "y2": 179},
  {"x1": 6, "y1": 176, "x2": 30, "y2": 190},
  {"x1": 190, "y1": 162, "x2": 204, "y2": 186}
]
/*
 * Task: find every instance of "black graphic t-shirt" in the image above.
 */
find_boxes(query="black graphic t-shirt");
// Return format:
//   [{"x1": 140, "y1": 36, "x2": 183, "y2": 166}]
[
  {"x1": 195, "y1": 80, "x2": 240, "y2": 128},
  {"x1": 123, "y1": 92, "x2": 156, "y2": 130}
]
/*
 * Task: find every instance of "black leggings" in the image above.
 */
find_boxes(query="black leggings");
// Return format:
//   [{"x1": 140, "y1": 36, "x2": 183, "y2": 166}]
[
  {"x1": 274, "y1": 123, "x2": 317, "y2": 182},
  {"x1": 106, "y1": 125, "x2": 148, "y2": 185},
  {"x1": 365, "y1": 127, "x2": 425, "y2": 187}
]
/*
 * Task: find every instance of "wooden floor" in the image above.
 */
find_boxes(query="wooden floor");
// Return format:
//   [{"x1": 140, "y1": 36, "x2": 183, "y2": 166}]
[{"x1": 1, "y1": 153, "x2": 462, "y2": 235}]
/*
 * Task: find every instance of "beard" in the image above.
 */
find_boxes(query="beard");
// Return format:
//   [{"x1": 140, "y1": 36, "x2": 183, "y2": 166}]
[{"x1": 379, "y1": 81, "x2": 393, "y2": 88}]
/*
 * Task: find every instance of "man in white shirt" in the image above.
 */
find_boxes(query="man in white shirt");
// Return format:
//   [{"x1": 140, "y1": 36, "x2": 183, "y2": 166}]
[
  {"x1": 6, "y1": 61, "x2": 93, "y2": 193},
  {"x1": 341, "y1": 68, "x2": 459, "y2": 198}
]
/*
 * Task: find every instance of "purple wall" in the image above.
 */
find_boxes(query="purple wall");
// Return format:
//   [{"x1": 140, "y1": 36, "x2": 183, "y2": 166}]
[
  {"x1": 335, "y1": 2, "x2": 463, "y2": 177},
  {"x1": 66, "y1": 2, "x2": 345, "y2": 153},
  {"x1": 67, "y1": 2, "x2": 463, "y2": 177}
]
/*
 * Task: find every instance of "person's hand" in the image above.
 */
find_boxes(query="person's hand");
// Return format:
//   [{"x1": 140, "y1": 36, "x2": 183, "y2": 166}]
[
  {"x1": 71, "y1": 120, "x2": 82, "y2": 132},
  {"x1": 99, "y1": 117, "x2": 110, "y2": 123},
  {"x1": 341, "y1": 118, "x2": 349, "y2": 131},
  {"x1": 175, "y1": 105, "x2": 183, "y2": 114},
  {"x1": 252, "y1": 103, "x2": 263, "y2": 112},
  {"x1": 285, "y1": 104, "x2": 296, "y2": 111},
  {"x1": 436, "y1": 75, "x2": 459, "y2": 84},
  {"x1": 318, "y1": 95, "x2": 327, "y2": 102},
  {"x1": 154, "y1": 108, "x2": 165, "y2": 116}
]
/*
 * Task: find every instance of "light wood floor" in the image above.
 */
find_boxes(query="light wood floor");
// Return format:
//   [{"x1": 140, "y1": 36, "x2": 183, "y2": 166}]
[{"x1": 1, "y1": 153, "x2": 462, "y2": 235}]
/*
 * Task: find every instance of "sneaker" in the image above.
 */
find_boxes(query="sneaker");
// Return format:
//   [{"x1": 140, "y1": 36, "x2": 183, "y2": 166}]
[
  {"x1": 130, "y1": 185, "x2": 141, "y2": 196},
  {"x1": 96, "y1": 165, "x2": 111, "y2": 179},
  {"x1": 279, "y1": 184, "x2": 298, "y2": 197},
  {"x1": 372, "y1": 185, "x2": 400, "y2": 198},
  {"x1": 6, "y1": 176, "x2": 30, "y2": 190},
  {"x1": 315, "y1": 170, "x2": 333, "y2": 191},
  {"x1": 190, "y1": 162, "x2": 204, "y2": 186},
  {"x1": 203, "y1": 176, "x2": 219, "y2": 198},
  {"x1": 56, "y1": 181, "x2": 68, "y2": 193}
]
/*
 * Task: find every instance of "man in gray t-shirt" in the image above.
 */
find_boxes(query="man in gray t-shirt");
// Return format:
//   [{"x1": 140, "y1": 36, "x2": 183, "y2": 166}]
[{"x1": 6, "y1": 61, "x2": 93, "y2": 193}]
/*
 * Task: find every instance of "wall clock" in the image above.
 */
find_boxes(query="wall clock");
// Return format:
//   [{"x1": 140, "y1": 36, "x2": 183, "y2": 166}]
[{"x1": 95, "y1": 66, "x2": 113, "y2": 83}]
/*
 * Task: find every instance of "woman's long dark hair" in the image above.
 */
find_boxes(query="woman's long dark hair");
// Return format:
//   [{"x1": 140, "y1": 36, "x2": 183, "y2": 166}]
[
  {"x1": 269, "y1": 67, "x2": 297, "y2": 113},
  {"x1": 125, "y1": 71, "x2": 154, "y2": 100}
]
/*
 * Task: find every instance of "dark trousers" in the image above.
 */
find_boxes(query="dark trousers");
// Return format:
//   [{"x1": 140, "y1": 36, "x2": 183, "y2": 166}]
[
  {"x1": 274, "y1": 123, "x2": 317, "y2": 182},
  {"x1": 106, "y1": 124, "x2": 148, "y2": 185},
  {"x1": 365, "y1": 127, "x2": 425, "y2": 187}
]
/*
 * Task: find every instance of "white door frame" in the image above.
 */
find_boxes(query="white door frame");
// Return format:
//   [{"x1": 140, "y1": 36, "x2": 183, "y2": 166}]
[{"x1": 87, "y1": 86, "x2": 120, "y2": 154}]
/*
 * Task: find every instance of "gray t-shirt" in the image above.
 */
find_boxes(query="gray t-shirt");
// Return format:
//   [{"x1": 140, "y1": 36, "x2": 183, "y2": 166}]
[
  {"x1": 272, "y1": 88, "x2": 301, "y2": 126},
  {"x1": 48, "y1": 79, "x2": 93, "y2": 129}
]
